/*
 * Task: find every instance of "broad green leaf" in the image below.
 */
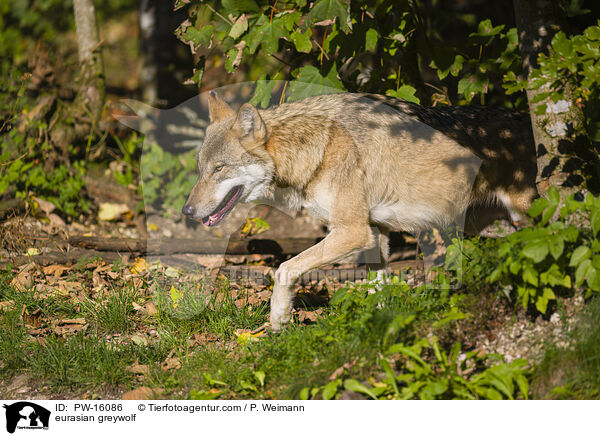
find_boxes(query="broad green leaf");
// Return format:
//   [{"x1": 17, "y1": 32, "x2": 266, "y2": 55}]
[
  {"x1": 547, "y1": 186, "x2": 560, "y2": 205},
  {"x1": 322, "y1": 380, "x2": 340, "y2": 400},
  {"x1": 570, "y1": 245, "x2": 592, "y2": 267},
  {"x1": 522, "y1": 241, "x2": 549, "y2": 263},
  {"x1": 343, "y1": 379, "x2": 379, "y2": 400},
  {"x1": 289, "y1": 65, "x2": 344, "y2": 100},
  {"x1": 289, "y1": 31, "x2": 312, "y2": 53},
  {"x1": 229, "y1": 14, "x2": 248, "y2": 39},
  {"x1": 307, "y1": 0, "x2": 351, "y2": 33},
  {"x1": 548, "y1": 236, "x2": 564, "y2": 260},
  {"x1": 528, "y1": 197, "x2": 549, "y2": 217},
  {"x1": 575, "y1": 259, "x2": 592, "y2": 285},
  {"x1": 523, "y1": 265, "x2": 538, "y2": 287},
  {"x1": 386, "y1": 85, "x2": 420, "y2": 104},
  {"x1": 365, "y1": 28, "x2": 378, "y2": 52}
]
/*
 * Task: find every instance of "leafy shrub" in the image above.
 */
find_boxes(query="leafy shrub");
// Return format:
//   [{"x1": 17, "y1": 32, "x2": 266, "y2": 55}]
[
  {"x1": 140, "y1": 142, "x2": 197, "y2": 217},
  {"x1": 298, "y1": 279, "x2": 530, "y2": 400},
  {"x1": 447, "y1": 187, "x2": 600, "y2": 313},
  {"x1": 175, "y1": 1, "x2": 524, "y2": 107}
]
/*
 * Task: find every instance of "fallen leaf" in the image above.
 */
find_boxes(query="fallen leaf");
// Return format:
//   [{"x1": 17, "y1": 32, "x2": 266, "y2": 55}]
[
  {"x1": 170, "y1": 286, "x2": 184, "y2": 308},
  {"x1": 298, "y1": 309, "x2": 319, "y2": 323},
  {"x1": 164, "y1": 266, "x2": 180, "y2": 278},
  {"x1": 26, "y1": 247, "x2": 40, "y2": 256},
  {"x1": 51, "y1": 317, "x2": 87, "y2": 336},
  {"x1": 328, "y1": 358, "x2": 359, "y2": 381},
  {"x1": 130, "y1": 258, "x2": 147, "y2": 274},
  {"x1": 125, "y1": 361, "x2": 151, "y2": 376},
  {"x1": 43, "y1": 264, "x2": 69, "y2": 277},
  {"x1": 148, "y1": 223, "x2": 159, "y2": 231},
  {"x1": 131, "y1": 334, "x2": 149, "y2": 346},
  {"x1": 33, "y1": 197, "x2": 56, "y2": 216},
  {"x1": 122, "y1": 387, "x2": 163, "y2": 400},
  {"x1": 162, "y1": 357, "x2": 181, "y2": 371},
  {"x1": 234, "y1": 329, "x2": 265, "y2": 345},
  {"x1": 0, "y1": 300, "x2": 15, "y2": 312},
  {"x1": 144, "y1": 301, "x2": 158, "y2": 316},
  {"x1": 98, "y1": 202, "x2": 130, "y2": 221},
  {"x1": 11, "y1": 268, "x2": 33, "y2": 291}
]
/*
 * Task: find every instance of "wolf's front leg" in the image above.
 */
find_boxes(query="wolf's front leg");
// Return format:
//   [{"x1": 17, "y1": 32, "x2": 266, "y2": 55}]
[{"x1": 270, "y1": 226, "x2": 375, "y2": 330}]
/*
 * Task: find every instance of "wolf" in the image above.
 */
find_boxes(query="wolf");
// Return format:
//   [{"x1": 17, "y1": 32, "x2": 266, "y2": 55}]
[{"x1": 182, "y1": 91, "x2": 537, "y2": 330}]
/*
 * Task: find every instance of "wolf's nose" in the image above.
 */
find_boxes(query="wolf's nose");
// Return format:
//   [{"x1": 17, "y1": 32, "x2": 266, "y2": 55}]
[{"x1": 182, "y1": 204, "x2": 194, "y2": 216}]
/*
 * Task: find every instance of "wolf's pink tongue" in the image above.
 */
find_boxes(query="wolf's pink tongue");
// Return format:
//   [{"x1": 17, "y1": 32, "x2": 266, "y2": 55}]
[{"x1": 201, "y1": 185, "x2": 243, "y2": 227}]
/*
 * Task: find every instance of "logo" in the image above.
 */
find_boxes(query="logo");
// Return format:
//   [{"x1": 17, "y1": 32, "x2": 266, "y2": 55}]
[{"x1": 3, "y1": 402, "x2": 50, "y2": 434}]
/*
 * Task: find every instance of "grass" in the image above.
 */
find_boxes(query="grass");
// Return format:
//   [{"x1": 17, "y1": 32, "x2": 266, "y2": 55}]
[
  {"x1": 0, "y1": 260, "x2": 593, "y2": 399},
  {"x1": 531, "y1": 297, "x2": 600, "y2": 399}
]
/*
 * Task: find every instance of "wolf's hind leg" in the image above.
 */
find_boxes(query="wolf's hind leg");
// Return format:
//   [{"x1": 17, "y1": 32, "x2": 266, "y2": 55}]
[
  {"x1": 366, "y1": 227, "x2": 390, "y2": 290},
  {"x1": 270, "y1": 225, "x2": 375, "y2": 330}
]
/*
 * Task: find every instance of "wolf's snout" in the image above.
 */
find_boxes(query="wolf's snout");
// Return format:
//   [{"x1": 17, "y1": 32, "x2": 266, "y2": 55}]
[{"x1": 181, "y1": 204, "x2": 194, "y2": 216}]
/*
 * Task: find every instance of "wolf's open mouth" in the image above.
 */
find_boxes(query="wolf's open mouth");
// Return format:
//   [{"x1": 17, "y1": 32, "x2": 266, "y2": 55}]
[{"x1": 201, "y1": 186, "x2": 244, "y2": 226}]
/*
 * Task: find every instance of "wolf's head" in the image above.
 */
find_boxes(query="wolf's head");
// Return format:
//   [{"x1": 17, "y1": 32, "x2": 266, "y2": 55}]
[{"x1": 182, "y1": 92, "x2": 274, "y2": 226}]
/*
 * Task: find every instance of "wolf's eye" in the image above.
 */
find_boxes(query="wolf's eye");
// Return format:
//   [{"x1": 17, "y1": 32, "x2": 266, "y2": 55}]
[{"x1": 214, "y1": 165, "x2": 224, "y2": 173}]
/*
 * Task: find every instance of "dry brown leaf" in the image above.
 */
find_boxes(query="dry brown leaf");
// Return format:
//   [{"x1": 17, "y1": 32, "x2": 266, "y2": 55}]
[
  {"x1": 43, "y1": 264, "x2": 70, "y2": 277},
  {"x1": 144, "y1": 301, "x2": 158, "y2": 316},
  {"x1": 51, "y1": 317, "x2": 87, "y2": 336},
  {"x1": 161, "y1": 357, "x2": 181, "y2": 371},
  {"x1": 298, "y1": 309, "x2": 319, "y2": 323},
  {"x1": 0, "y1": 300, "x2": 15, "y2": 312},
  {"x1": 125, "y1": 361, "x2": 151, "y2": 376},
  {"x1": 328, "y1": 357, "x2": 359, "y2": 381},
  {"x1": 122, "y1": 387, "x2": 163, "y2": 400},
  {"x1": 256, "y1": 290, "x2": 272, "y2": 301},
  {"x1": 11, "y1": 269, "x2": 33, "y2": 292},
  {"x1": 33, "y1": 197, "x2": 56, "y2": 216}
]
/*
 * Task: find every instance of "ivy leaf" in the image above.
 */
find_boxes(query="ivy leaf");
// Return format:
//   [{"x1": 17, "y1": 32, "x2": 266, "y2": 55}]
[
  {"x1": 250, "y1": 78, "x2": 279, "y2": 108},
  {"x1": 307, "y1": 0, "x2": 351, "y2": 33},
  {"x1": 289, "y1": 31, "x2": 312, "y2": 53},
  {"x1": 257, "y1": 20, "x2": 287, "y2": 55},
  {"x1": 229, "y1": 14, "x2": 249, "y2": 39},
  {"x1": 288, "y1": 65, "x2": 344, "y2": 100},
  {"x1": 180, "y1": 25, "x2": 215, "y2": 53},
  {"x1": 386, "y1": 85, "x2": 420, "y2": 104}
]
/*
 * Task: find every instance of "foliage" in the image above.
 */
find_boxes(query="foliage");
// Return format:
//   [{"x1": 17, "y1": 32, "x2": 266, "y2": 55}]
[
  {"x1": 299, "y1": 284, "x2": 530, "y2": 400},
  {"x1": 0, "y1": 76, "x2": 90, "y2": 217},
  {"x1": 533, "y1": 296, "x2": 600, "y2": 399},
  {"x1": 175, "y1": 1, "x2": 525, "y2": 107},
  {"x1": 140, "y1": 142, "x2": 197, "y2": 217},
  {"x1": 448, "y1": 187, "x2": 600, "y2": 314},
  {"x1": 504, "y1": 21, "x2": 600, "y2": 142}
]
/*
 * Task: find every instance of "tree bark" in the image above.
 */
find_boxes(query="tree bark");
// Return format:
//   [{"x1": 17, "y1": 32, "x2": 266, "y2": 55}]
[
  {"x1": 513, "y1": 0, "x2": 583, "y2": 199},
  {"x1": 73, "y1": 0, "x2": 105, "y2": 124},
  {"x1": 50, "y1": 0, "x2": 105, "y2": 157}
]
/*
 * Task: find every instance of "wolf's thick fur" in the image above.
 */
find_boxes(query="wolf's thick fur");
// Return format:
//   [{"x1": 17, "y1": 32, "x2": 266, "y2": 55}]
[{"x1": 183, "y1": 92, "x2": 537, "y2": 329}]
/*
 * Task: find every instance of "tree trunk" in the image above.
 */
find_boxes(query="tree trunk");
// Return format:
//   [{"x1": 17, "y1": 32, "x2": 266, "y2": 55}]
[
  {"x1": 73, "y1": 0, "x2": 105, "y2": 124},
  {"x1": 513, "y1": 0, "x2": 583, "y2": 199},
  {"x1": 50, "y1": 0, "x2": 105, "y2": 157}
]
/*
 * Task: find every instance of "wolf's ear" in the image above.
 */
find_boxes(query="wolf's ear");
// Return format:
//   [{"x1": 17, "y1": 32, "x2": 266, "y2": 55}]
[
  {"x1": 233, "y1": 103, "x2": 267, "y2": 142},
  {"x1": 208, "y1": 91, "x2": 235, "y2": 122}
]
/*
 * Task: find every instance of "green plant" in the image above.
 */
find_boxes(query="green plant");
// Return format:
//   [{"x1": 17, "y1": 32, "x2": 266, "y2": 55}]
[
  {"x1": 175, "y1": 1, "x2": 525, "y2": 107},
  {"x1": 448, "y1": 187, "x2": 600, "y2": 314},
  {"x1": 301, "y1": 310, "x2": 530, "y2": 400},
  {"x1": 140, "y1": 142, "x2": 197, "y2": 217}
]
